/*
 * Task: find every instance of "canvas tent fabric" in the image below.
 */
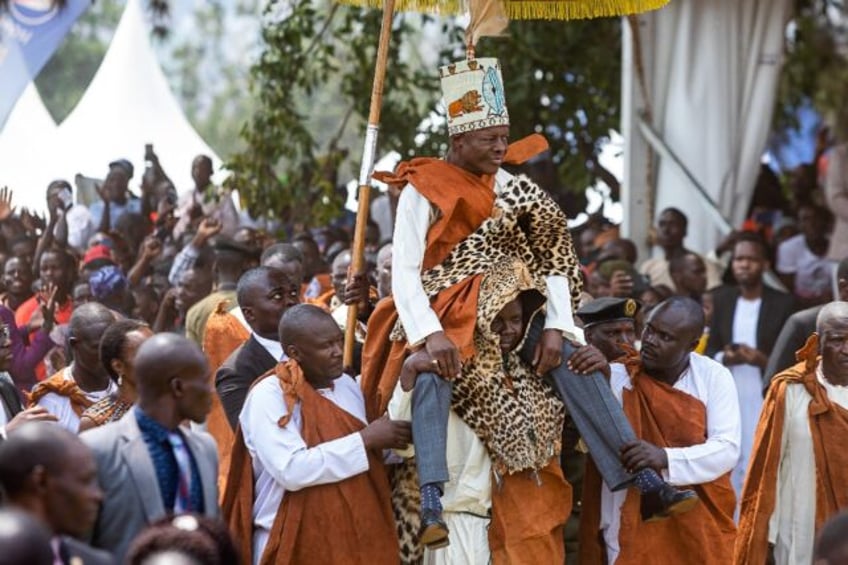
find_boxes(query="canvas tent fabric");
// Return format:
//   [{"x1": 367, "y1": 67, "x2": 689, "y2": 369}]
[
  {"x1": 0, "y1": 82, "x2": 60, "y2": 213},
  {"x1": 621, "y1": 0, "x2": 792, "y2": 256},
  {"x1": 51, "y1": 0, "x2": 222, "y2": 202}
]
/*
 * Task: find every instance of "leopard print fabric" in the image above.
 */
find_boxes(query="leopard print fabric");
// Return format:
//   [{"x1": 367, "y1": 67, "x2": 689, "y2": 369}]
[
  {"x1": 421, "y1": 173, "x2": 582, "y2": 310},
  {"x1": 451, "y1": 257, "x2": 564, "y2": 476},
  {"x1": 390, "y1": 173, "x2": 583, "y2": 342}
]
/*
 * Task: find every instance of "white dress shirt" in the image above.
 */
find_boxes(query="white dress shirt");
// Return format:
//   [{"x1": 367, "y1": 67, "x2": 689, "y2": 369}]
[
  {"x1": 724, "y1": 296, "x2": 763, "y2": 496},
  {"x1": 767, "y1": 364, "x2": 848, "y2": 565},
  {"x1": 36, "y1": 367, "x2": 118, "y2": 433},
  {"x1": 239, "y1": 373, "x2": 370, "y2": 563},
  {"x1": 251, "y1": 332, "x2": 285, "y2": 362},
  {"x1": 391, "y1": 168, "x2": 578, "y2": 346},
  {"x1": 600, "y1": 353, "x2": 741, "y2": 564}
]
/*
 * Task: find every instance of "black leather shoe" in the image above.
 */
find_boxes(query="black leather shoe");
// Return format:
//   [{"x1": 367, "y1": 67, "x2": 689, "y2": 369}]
[
  {"x1": 419, "y1": 508, "x2": 450, "y2": 549},
  {"x1": 640, "y1": 485, "x2": 699, "y2": 522}
]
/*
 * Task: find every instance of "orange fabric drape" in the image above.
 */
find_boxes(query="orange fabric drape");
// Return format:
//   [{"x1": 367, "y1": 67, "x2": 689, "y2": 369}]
[
  {"x1": 222, "y1": 361, "x2": 398, "y2": 565},
  {"x1": 489, "y1": 459, "x2": 571, "y2": 565},
  {"x1": 580, "y1": 355, "x2": 737, "y2": 565},
  {"x1": 362, "y1": 135, "x2": 549, "y2": 422},
  {"x1": 734, "y1": 335, "x2": 848, "y2": 564},
  {"x1": 27, "y1": 370, "x2": 91, "y2": 416},
  {"x1": 202, "y1": 301, "x2": 250, "y2": 497}
]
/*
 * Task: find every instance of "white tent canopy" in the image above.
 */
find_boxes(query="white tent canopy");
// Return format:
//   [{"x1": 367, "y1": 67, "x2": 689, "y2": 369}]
[
  {"x1": 0, "y1": 82, "x2": 59, "y2": 212},
  {"x1": 621, "y1": 0, "x2": 792, "y2": 258},
  {"x1": 52, "y1": 0, "x2": 222, "y2": 203}
]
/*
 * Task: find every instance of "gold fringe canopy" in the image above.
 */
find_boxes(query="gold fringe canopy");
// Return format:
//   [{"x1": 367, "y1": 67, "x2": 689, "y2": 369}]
[{"x1": 336, "y1": 0, "x2": 670, "y2": 20}]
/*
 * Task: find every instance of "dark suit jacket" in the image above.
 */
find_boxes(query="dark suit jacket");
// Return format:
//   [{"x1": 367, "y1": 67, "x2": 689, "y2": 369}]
[
  {"x1": 0, "y1": 372, "x2": 22, "y2": 424},
  {"x1": 60, "y1": 536, "x2": 114, "y2": 565},
  {"x1": 706, "y1": 285, "x2": 796, "y2": 359},
  {"x1": 216, "y1": 334, "x2": 277, "y2": 430},
  {"x1": 763, "y1": 304, "x2": 821, "y2": 387}
]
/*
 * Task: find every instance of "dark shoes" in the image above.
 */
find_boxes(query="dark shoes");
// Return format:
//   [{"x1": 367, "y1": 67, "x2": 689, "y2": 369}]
[
  {"x1": 419, "y1": 507, "x2": 450, "y2": 549},
  {"x1": 640, "y1": 484, "x2": 699, "y2": 522}
]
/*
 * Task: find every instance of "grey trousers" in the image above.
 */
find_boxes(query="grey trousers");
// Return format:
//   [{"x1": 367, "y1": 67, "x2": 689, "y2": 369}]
[
  {"x1": 520, "y1": 313, "x2": 637, "y2": 491},
  {"x1": 411, "y1": 372, "x2": 452, "y2": 487}
]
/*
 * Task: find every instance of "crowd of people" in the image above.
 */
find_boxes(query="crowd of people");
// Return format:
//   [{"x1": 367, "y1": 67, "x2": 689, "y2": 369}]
[{"x1": 1, "y1": 54, "x2": 848, "y2": 565}]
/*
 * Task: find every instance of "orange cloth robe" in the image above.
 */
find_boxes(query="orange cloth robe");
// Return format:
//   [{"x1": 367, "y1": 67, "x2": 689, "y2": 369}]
[
  {"x1": 27, "y1": 369, "x2": 91, "y2": 415},
  {"x1": 362, "y1": 135, "x2": 568, "y2": 563},
  {"x1": 734, "y1": 336, "x2": 848, "y2": 564},
  {"x1": 202, "y1": 299, "x2": 250, "y2": 496},
  {"x1": 222, "y1": 361, "x2": 398, "y2": 565},
  {"x1": 580, "y1": 355, "x2": 737, "y2": 565}
]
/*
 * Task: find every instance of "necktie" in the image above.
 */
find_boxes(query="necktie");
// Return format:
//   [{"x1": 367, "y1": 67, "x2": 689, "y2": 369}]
[{"x1": 167, "y1": 431, "x2": 192, "y2": 513}]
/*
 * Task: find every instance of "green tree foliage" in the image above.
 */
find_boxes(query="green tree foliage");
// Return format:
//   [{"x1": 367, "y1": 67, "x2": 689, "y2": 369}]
[
  {"x1": 224, "y1": 0, "x2": 440, "y2": 226},
  {"x1": 227, "y1": 0, "x2": 623, "y2": 226},
  {"x1": 775, "y1": 1, "x2": 848, "y2": 138}
]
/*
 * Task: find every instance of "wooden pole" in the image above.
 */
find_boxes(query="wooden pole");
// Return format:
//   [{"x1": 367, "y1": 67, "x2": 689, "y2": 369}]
[{"x1": 344, "y1": 0, "x2": 396, "y2": 368}]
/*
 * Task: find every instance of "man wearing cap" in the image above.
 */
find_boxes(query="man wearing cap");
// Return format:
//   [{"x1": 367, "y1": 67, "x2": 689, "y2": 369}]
[
  {"x1": 89, "y1": 159, "x2": 142, "y2": 231},
  {"x1": 361, "y1": 56, "x2": 582, "y2": 562},
  {"x1": 577, "y1": 297, "x2": 640, "y2": 362},
  {"x1": 185, "y1": 238, "x2": 255, "y2": 346}
]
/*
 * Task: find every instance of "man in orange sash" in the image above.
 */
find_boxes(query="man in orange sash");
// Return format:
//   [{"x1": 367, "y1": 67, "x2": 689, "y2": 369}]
[
  {"x1": 362, "y1": 56, "x2": 584, "y2": 559},
  {"x1": 577, "y1": 297, "x2": 740, "y2": 565},
  {"x1": 735, "y1": 302, "x2": 848, "y2": 565},
  {"x1": 29, "y1": 303, "x2": 118, "y2": 432},
  {"x1": 223, "y1": 304, "x2": 410, "y2": 564}
]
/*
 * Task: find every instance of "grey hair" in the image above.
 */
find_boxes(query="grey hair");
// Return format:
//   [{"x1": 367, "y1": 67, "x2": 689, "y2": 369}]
[{"x1": 816, "y1": 301, "x2": 848, "y2": 335}]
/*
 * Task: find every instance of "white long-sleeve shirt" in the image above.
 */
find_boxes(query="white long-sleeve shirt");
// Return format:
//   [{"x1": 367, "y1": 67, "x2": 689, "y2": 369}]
[
  {"x1": 600, "y1": 353, "x2": 741, "y2": 564},
  {"x1": 239, "y1": 373, "x2": 369, "y2": 563},
  {"x1": 392, "y1": 168, "x2": 577, "y2": 346},
  {"x1": 767, "y1": 364, "x2": 848, "y2": 565},
  {"x1": 389, "y1": 382, "x2": 493, "y2": 564}
]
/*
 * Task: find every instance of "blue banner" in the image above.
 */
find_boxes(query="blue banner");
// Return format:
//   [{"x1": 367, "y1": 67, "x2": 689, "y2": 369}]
[{"x1": 0, "y1": 0, "x2": 91, "y2": 129}]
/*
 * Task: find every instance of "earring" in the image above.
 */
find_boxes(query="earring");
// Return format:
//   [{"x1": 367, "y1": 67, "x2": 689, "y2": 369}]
[{"x1": 117, "y1": 374, "x2": 124, "y2": 387}]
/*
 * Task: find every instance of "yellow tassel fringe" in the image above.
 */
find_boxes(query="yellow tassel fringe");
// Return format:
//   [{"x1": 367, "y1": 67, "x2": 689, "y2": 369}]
[{"x1": 335, "y1": 0, "x2": 670, "y2": 20}]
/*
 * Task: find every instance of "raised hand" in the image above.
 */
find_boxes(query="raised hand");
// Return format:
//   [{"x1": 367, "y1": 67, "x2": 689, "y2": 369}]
[
  {"x1": 36, "y1": 282, "x2": 58, "y2": 332},
  {"x1": 192, "y1": 217, "x2": 222, "y2": 247},
  {"x1": 140, "y1": 236, "x2": 163, "y2": 261},
  {"x1": 0, "y1": 186, "x2": 15, "y2": 222}
]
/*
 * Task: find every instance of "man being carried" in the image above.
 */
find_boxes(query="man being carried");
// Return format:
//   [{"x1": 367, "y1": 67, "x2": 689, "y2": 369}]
[
  {"x1": 224, "y1": 304, "x2": 410, "y2": 564},
  {"x1": 363, "y1": 55, "x2": 696, "y2": 560},
  {"x1": 735, "y1": 302, "x2": 848, "y2": 565},
  {"x1": 575, "y1": 297, "x2": 741, "y2": 565},
  {"x1": 391, "y1": 258, "x2": 571, "y2": 561}
]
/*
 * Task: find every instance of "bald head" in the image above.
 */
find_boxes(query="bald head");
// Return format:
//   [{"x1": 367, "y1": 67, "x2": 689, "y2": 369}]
[
  {"x1": 0, "y1": 422, "x2": 81, "y2": 497},
  {"x1": 0, "y1": 509, "x2": 54, "y2": 565},
  {"x1": 652, "y1": 296, "x2": 704, "y2": 340},
  {"x1": 135, "y1": 333, "x2": 207, "y2": 399},
  {"x1": 279, "y1": 304, "x2": 336, "y2": 348},
  {"x1": 0, "y1": 422, "x2": 102, "y2": 538},
  {"x1": 69, "y1": 301, "x2": 116, "y2": 338}
]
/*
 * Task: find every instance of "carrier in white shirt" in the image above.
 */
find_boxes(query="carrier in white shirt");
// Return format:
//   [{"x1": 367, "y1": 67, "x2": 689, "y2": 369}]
[
  {"x1": 600, "y1": 353, "x2": 741, "y2": 564},
  {"x1": 239, "y1": 373, "x2": 369, "y2": 564}
]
